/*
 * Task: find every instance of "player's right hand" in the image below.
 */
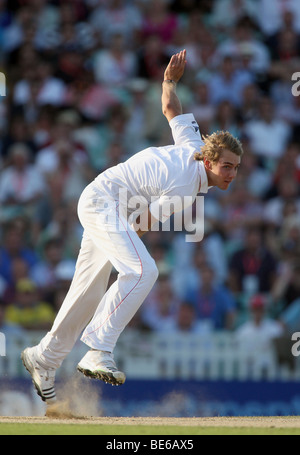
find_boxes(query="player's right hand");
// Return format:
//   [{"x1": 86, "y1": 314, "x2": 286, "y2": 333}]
[{"x1": 164, "y1": 49, "x2": 187, "y2": 83}]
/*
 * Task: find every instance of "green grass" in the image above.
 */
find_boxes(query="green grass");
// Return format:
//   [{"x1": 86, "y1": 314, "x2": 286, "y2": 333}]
[{"x1": 1, "y1": 423, "x2": 300, "y2": 435}]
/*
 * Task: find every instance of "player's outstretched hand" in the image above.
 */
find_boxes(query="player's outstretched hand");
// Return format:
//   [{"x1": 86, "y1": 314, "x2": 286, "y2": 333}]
[{"x1": 164, "y1": 49, "x2": 187, "y2": 83}]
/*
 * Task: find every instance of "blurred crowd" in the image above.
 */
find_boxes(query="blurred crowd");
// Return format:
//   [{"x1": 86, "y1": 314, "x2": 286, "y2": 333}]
[{"x1": 0, "y1": 0, "x2": 300, "y2": 363}]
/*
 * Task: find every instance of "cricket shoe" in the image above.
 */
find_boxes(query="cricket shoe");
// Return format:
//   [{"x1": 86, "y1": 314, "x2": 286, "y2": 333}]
[
  {"x1": 77, "y1": 350, "x2": 126, "y2": 386},
  {"x1": 21, "y1": 347, "x2": 56, "y2": 404}
]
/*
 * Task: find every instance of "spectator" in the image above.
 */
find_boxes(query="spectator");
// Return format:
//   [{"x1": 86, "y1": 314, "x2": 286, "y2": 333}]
[
  {"x1": 92, "y1": 104, "x2": 132, "y2": 168},
  {"x1": 57, "y1": 2, "x2": 96, "y2": 52},
  {"x1": 101, "y1": 141, "x2": 128, "y2": 172},
  {"x1": 141, "y1": 273, "x2": 180, "y2": 331},
  {"x1": 35, "y1": 110, "x2": 93, "y2": 196},
  {"x1": 208, "y1": 55, "x2": 254, "y2": 107},
  {"x1": 238, "y1": 82, "x2": 261, "y2": 123},
  {"x1": 13, "y1": 58, "x2": 67, "y2": 108},
  {"x1": 30, "y1": 106, "x2": 57, "y2": 151},
  {"x1": 43, "y1": 137, "x2": 90, "y2": 206},
  {"x1": 10, "y1": 64, "x2": 38, "y2": 123},
  {"x1": 162, "y1": 300, "x2": 212, "y2": 334},
  {"x1": 124, "y1": 78, "x2": 152, "y2": 154},
  {"x1": 228, "y1": 225, "x2": 278, "y2": 295},
  {"x1": 30, "y1": 238, "x2": 64, "y2": 305},
  {"x1": 210, "y1": 100, "x2": 241, "y2": 138},
  {"x1": 3, "y1": 6, "x2": 37, "y2": 54},
  {"x1": 93, "y1": 31, "x2": 137, "y2": 87},
  {"x1": 56, "y1": 48, "x2": 87, "y2": 85},
  {"x1": 186, "y1": 77, "x2": 216, "y2": 136},
  {"x1": 171, "y1": 236, "x2": 209, "y2": 300},
  {"x1": 137, "y1": 34, "x2": 170, "y2": 81},
  {"x1": 89, "y1": 0, "x2": 142, "y2": 46},
  {"x1": 209, "y1": 0, "x2": 259, "y2": 32},
  {"x1": 237, "y1": 143, "x2": 272, "y2": 198},
  {"x1": 263, "y1": 175, "x2": 300, "y2": 228},
  {"x1": 243, "y1": 95, "x2": 292, "y2": 166},
  {"x1": 0, "y1": 302, "x2": 29, "y2": 353},
  {"x1": 234, "y1": 293, "x2": 284, "y2": 373},
  {"x1": 137, "y1": 37, "x2": 192, "y2": 143},
  {"x1": 141, "y1": 0, "x2": 179, "y2": 45},
  {"x1": 2, "y1": 256, "x2": 31, "y2": 306},
  {"x1": 0, "y1": 142, "x2": 47, "y2": 222},
  {"x1": 0, "y1": 114, "x2": 37, "y2": 162},
  {"x1": 26, "y1": 0, "x2": 59, "y2": 32},
  {"x1": 64, "y1": 67, "x2": 119, "y2": 123},
  {"x1": 267, "y1": 26, "x2": 300, "y2": 64},
  {"x1": 272, "y1": 259, "x2": 300, "y2": 312},
  {"x1": 0, "y1": 220, "x2": 38, "y2": 287},
  {"x1": 279, "y1": 214, "x2": 300, "y2": 259},
  {"x1": 52, "y1": 259, "x2": 76, "y2": 312},
  {"x1": 185, "y1": 264, "x2": 237, "y2": 330},
  {"x1": 277, "y1": 88, "x2": 300, "y2": 130},
  {"x1": 267, "y1": 25, "x2": 300, "y2": 104},
  {"x1": 222, "y1": 175, "x2": 264, "y2": 246},
  {"x1": 38, "y1": 201, "x2": 83, "y2": 261},
  {"x1": 189, "y1": 227, "x2": 229, "y2": 288},
  {"x1": 256, "y1": 0, "x2": 300, "y2": 36},
  {"x1": 214, "y1": 16, "x2": 271, "y2": 75},
  {"x1": 185, "y1": 15, "x2": 217, "y2": 76},
  {"x1": 4, "y1": 278, "x2": 56, "y2": 331},
  {"x1": 22, "y1": 0, "x2": 60, "y2": 52},
  {"x1": 269, "y1": 142, "x2": 300, "y2": 189},
  {"x1": 11, "y1": 43, "x2": 40, "y2": 79}
]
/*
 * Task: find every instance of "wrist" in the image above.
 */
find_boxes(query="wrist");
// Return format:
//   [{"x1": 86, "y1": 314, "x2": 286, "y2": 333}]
[{"x1": 163, "y1": 79, "x2": 177, "y2": 84}]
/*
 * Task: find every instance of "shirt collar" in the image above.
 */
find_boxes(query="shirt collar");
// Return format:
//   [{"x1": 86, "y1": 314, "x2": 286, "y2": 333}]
[{"x1": 198, "y1": 161, "x2": 213, "y2": 193}]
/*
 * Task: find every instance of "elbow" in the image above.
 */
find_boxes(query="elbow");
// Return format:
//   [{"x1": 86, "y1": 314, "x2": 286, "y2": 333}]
[{"x1": 162, "y1": 103, "x2": 181, "y2": 121}]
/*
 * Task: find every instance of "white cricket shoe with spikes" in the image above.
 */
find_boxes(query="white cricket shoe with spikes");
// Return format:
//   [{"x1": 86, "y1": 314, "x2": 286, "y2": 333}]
[
  {"x1": 21, "y1": 347, "x2": 56, "y2": 404},
  {"x1": 77, "y1": 350, "x2": 126, "y2": 386}
]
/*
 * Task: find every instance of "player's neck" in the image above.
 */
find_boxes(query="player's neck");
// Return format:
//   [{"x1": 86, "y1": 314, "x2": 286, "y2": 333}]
[{"x1": 205, "y1": 168, "x2": 215, "y2": 187}]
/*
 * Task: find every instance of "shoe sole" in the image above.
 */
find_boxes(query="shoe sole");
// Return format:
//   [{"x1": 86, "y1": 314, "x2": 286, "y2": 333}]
[
  {"x1": 77, "y1": 366, "x2": 126, "y2": 386},
  {"x1": 21, "y1": 349, "x2": 56, "y2": 404}
]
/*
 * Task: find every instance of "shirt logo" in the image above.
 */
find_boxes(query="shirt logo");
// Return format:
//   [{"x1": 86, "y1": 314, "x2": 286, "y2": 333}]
[{"x1": 192, "y1": 121, "x2": 199, "y2": 133}]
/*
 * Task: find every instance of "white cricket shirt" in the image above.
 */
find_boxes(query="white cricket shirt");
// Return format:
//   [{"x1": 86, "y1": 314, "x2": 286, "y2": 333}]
[{"x1": 93, "y1": 113, "x2": 210, "y2": 223}]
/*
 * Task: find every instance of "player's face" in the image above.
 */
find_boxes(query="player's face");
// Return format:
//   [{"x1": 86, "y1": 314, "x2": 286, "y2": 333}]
[{"x1": 205, "y1": 150, "x2": 241, "y2": 190}]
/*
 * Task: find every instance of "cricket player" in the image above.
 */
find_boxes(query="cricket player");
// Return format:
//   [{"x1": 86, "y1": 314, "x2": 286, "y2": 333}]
[{"x1": 21, "y1": 50, "x2": 243, "y2": 404}]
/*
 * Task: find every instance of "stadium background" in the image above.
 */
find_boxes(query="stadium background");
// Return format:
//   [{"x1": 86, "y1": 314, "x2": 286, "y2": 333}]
[{"x1": 0, "y1": 0, "x2": 299, "y2": 417}]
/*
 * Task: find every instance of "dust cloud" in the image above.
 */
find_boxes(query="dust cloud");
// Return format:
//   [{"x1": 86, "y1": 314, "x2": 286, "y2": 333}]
[{"x1": 46, "y1": 373, "x2": 103, "y2": 419}]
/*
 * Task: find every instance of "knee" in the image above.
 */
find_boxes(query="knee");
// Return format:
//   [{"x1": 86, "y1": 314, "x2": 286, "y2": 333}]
[
  {"x1": 142, "y1": 259, "x2": 159, "y2": 286},
  {"x1": 123, "y1": 258, "x2": 158, "y2": 288}
]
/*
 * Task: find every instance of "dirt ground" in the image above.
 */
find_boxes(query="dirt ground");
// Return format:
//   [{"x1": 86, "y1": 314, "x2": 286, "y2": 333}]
[{"x1": 0, "y1": 415, "x2": 300, "y2": 428}]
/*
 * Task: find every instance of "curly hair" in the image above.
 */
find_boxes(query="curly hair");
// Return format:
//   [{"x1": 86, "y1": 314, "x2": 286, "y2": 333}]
[{"x1": 194, "y1": 131, "x2": 244, "y2": 162}]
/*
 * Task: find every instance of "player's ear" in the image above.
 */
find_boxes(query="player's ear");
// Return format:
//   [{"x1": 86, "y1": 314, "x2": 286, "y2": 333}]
[{"x1": 203, "y1": 157, "x2": 212, "y2": 170}]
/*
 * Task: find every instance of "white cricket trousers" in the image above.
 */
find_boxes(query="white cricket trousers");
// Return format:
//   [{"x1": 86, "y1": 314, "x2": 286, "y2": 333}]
[{"x1": 36, "y1": 182, "x2": 158, "y2": 370}]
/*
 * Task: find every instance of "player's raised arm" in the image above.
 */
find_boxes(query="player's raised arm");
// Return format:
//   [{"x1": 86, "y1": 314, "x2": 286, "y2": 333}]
[{"x1": 161, "y1": 50, "x2": 187, "y2": 123}]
